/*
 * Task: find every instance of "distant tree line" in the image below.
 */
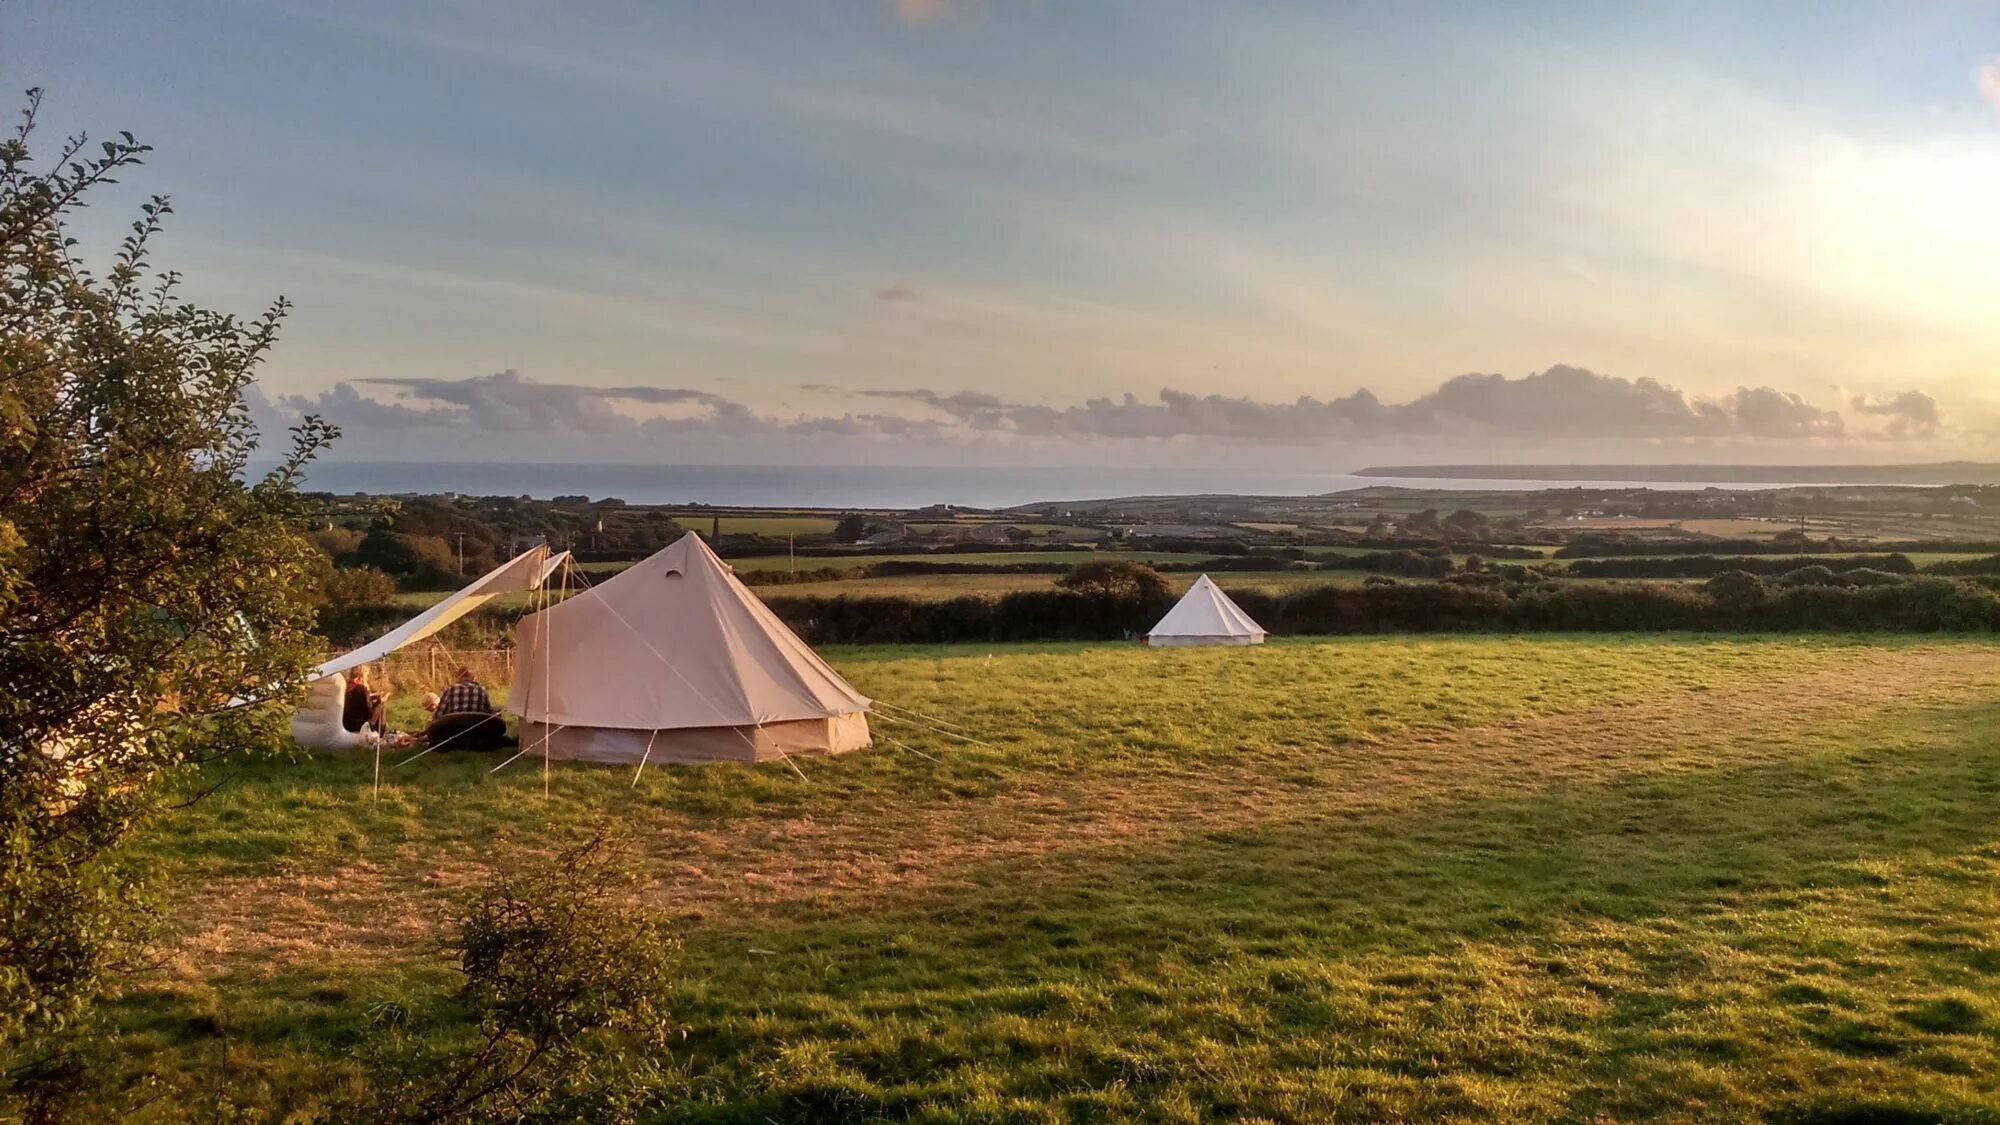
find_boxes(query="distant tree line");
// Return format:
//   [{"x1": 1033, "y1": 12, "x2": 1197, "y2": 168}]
[
  {"x1": 1562, "y1": 554, "x2": 1920, "y2": 579},
  {"x1": 1554, "y1": 534, "x2": 2000, "y2": 559},
  {"x1": 763, "y1": 570, "x2": 2000, "y2": 645}
]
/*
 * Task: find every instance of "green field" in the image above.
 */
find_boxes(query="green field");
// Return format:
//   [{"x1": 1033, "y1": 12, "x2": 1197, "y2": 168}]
[
  {"x1": 395, "y1": 563, "x2": 1356, "y2": 607},
  {"x1": 665, "y1": 513, "x2": 842, "y2": 537},
  {"x1": 904, "y1": 522, "x2": 1083, "y2": 535},
  {"x1": 725, "y1": 550, "x2": 1203, "y2": 572},
  {"x1": 569, "y1": 550, "x2": 1214, "y2": 578},
  {"x1": 91, "y1": 635, "x2": 2000, "y2": 1120}
]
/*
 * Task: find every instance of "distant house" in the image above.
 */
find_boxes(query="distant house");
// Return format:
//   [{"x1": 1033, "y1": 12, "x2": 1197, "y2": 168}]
[{"x1": 858, "y1": 531, "x2": 907, "y2": 548}]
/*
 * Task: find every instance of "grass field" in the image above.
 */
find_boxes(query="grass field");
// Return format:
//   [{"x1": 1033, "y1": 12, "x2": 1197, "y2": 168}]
[
  {"x1": 571, "y1": 550, "x2": 1181, "y2": 576},
  {"x1": 665, "y1": 513, "x2": 842, "y2": 537},
  {"x1": 725, "y1": 550, "x2": 1203, "y2": 572},
  {"x1": 904, "y1": 522, "x2": 1082, "y2": 535},
  {"x1": 89, "y1": 635, "x2": 2000, "y2": 1120}
]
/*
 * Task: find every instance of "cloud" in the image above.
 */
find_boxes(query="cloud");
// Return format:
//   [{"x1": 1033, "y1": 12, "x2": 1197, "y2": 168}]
[
  {"x1": 353, "y1": 370, "x2": 733, "y2": 433},
  {"x1": 889, "y1": 0, "x2": 953, "y2": 26},
  {"x1": 1982, "y1": 58, "x2": 2000, "y2": 121},
  {"x1": 260, "y1": 365, "x2": 1938, "y2": 461},
  {"x1": 875, "y1": 283, "x2": 919, "y2": 302},
  {"x1": 271, "y1": 382, "x2": 458, "y2": 430},
  {"x1": 1852, "y1": 390, "x2": 1942, "y2": 439},
  {"x1": 865, "y1": 365, "x2": 1851, "y2": 441}
]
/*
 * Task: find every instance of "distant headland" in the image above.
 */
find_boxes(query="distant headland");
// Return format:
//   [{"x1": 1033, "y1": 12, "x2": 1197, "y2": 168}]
[{"x1": 1354, "y1": 463, "x2": 2000, "y2": 487}]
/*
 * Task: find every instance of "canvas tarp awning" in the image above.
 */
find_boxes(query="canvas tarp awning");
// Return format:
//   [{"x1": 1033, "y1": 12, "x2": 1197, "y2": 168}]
[{"x1": 314, "y1": 545, "x2": 567, "y2": 680}]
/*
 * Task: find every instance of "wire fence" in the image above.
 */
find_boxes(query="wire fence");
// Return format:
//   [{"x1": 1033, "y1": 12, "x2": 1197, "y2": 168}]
[{"x1": 364, "y1": 646, "x2": 517, "y2": 697}]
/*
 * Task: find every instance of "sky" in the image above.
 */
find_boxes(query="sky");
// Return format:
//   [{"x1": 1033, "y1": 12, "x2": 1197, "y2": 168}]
[{"x1": 6, "y1": 0, "x2": 2000, "y2": 468}]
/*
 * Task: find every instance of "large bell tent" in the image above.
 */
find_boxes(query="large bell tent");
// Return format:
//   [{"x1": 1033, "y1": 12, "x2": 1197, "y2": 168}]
[{"x1": 509, "y1": 532, "x2": 872, "y2": 765}]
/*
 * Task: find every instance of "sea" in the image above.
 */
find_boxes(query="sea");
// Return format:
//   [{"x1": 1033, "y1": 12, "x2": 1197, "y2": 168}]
[{"x1": 284, "y1": 461, "x2": 1844, "y2": 510}]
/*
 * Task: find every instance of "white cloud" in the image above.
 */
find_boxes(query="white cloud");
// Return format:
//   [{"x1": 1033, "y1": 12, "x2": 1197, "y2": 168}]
[
  {"x1": 266, "y1": 365, "x2": 1948, "y2": 464},
  {"x1": 1851, "y1": 390, "x2": 1942, "y2": 439}
]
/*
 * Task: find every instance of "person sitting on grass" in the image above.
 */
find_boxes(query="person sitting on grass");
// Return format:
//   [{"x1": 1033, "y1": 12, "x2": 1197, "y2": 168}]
[
  {"x1": 342, "y1": 664, "x2": 389, "y2": 734},
  {"x1": 425, "y1": 666, "x2": 514, "y2": 752},
  {"x1": 436, "y1": 666, "x2": 495, "y2": 718}
]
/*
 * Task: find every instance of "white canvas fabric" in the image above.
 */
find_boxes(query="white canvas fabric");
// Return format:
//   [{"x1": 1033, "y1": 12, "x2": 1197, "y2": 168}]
[
  {"x1": 509, "y1": 533, "x2": 871, "y2": 763},
  {"x1": 290, "y1": 672, "x2": 375, "y2": 750},
  {"x1": 315, "y1": 546, "x2": 566, "y2": 680},
  {"x1": 1147, "y1": 574, "x2": 1267, "y2": 647},
  {"x1": 289, "y1": 547, "x2": 566, "y2": 748}
]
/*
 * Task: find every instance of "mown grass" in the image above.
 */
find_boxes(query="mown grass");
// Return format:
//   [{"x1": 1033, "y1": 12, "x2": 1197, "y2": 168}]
[{"x1": 84, "y1": 635, "x2": 2000, "y2": 1121}]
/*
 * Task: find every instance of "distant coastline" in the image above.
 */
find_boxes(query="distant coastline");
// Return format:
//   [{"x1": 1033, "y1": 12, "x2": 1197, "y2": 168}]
[
  {"x1": 281, "y1": 461, "x2": 1939, "y2": 510},
  {"x1": 1355, "y1": 463, "x2": 2000, "y2": 487}
]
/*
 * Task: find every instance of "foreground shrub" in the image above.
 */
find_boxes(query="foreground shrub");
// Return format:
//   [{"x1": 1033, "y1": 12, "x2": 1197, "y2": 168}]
[{"x1": 355, "y1": 830, "x2": 680, "y2": 1123}]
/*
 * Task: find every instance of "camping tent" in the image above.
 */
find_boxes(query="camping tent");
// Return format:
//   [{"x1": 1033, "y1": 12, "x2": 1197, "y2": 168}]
[
  {"x1": 508, "y1": 532, "x2": 871, "y2": 764},
  {"x1": 1146, "y1": 574, "x2": 1267, "y2": 647},
  {"x1": 291, "y1": 545, "x2": 567, "y2": 750}
]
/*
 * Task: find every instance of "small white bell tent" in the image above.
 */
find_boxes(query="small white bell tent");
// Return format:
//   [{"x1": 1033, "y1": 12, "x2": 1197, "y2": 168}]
[
  {"x1": 291, "y1": 545, "x2": 567, "y2": 750},
  {"x1": 508, "y1": 533, "x2": 871, "y2": 765},
  {"x1": 1146, "y1": 574, "x2": 1267, "y2": 647}
]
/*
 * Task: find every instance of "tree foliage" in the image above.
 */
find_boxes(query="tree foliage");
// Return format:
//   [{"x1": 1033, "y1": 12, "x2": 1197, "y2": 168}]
[
  {"x1": 0, "y1": 89, "x2": 334, "y2": 1070},
  {"x1": 315, "y1": 563, "x2": 399, "y2": 610},
  {"x1": 833, "y1": 513, "x2": 870, "y2": 543},
  {"x1": 1055, "y1": 559, "x2": 1171, "y2": 604}
]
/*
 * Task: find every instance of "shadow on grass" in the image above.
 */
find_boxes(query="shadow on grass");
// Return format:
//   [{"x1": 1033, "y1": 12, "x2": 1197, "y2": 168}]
[
  {"x1": 119, "y1": 697, "x2": 2000, "y2": 1121},
  {"x1": 655, "y1": 701, "x2": 2000, "y2": 1120}
]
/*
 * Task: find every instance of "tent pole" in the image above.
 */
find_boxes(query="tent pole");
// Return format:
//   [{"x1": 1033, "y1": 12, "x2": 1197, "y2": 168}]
[
  {"x1": 631, "y1": 728, "x2": 660, "y2": 788},
  {"x1": 543, "y1": 555, "x2": 566, "y2": 800}
]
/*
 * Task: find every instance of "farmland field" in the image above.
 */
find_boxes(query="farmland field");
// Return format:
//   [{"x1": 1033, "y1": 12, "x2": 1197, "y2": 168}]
[
  {"x1": 570, "y1": 550, "x2": 1213, "y2": 577},
  {"x1": 100, "y1": 635, "x2": 2000, "y2": 1120},
  {"x1": 664, "y1": 513, "x2": 842, "y2": 537},
  {"x1": 390, "y1": 567, "x2": 1367, "y2": 608},
  {"x1": 724, "y1": 550, "x2": 1201, "y2": 572}
]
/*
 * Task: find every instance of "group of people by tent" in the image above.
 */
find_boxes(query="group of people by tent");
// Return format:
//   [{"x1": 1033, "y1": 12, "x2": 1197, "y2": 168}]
[
  {"x1": 293, "y1": 532, "x2": 1269, "y2": 769},
  {"x1": 332, "y1": 662, "x2": 514, "y2": 753}
]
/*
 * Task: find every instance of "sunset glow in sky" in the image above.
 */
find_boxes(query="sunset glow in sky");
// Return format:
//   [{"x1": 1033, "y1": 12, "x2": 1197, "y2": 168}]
[{"x1": 7, "y1": 1, "x2": 1999, "y2": 465}]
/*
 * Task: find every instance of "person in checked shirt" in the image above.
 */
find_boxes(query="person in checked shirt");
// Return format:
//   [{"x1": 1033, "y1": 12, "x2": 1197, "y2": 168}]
[{"x1": 436, "y1": 666, "x2": 496, "y2": 717}]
